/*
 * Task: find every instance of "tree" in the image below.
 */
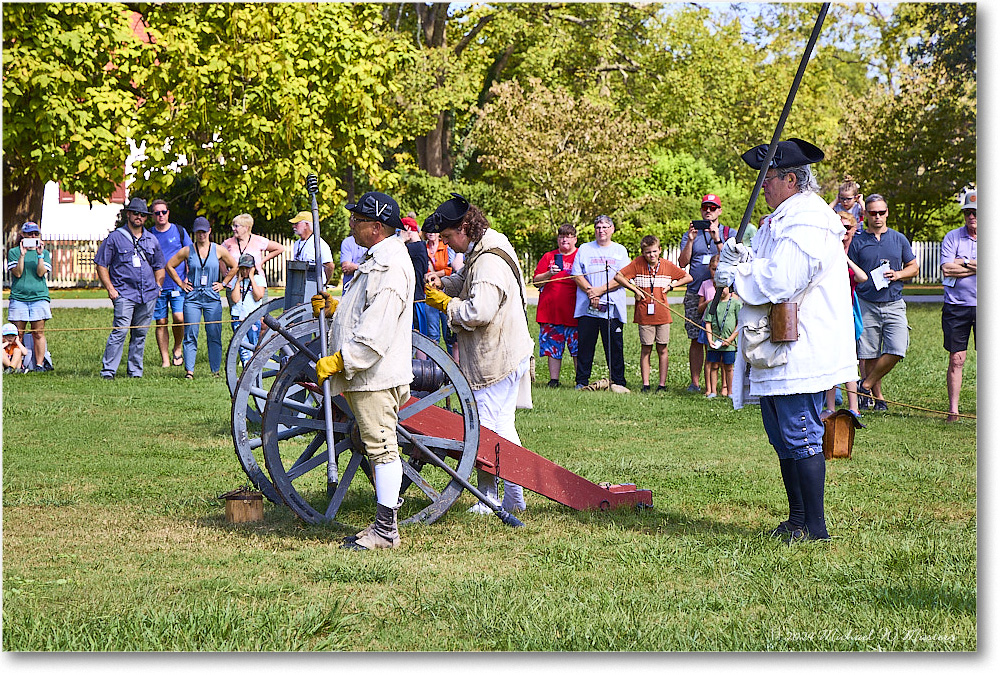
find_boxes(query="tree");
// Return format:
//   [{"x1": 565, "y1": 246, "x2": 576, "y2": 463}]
[
  {"x1": 473, "y1": 77, "x2": 662, "y2": 231},
  {"x1": 2, "y1": 3, "x2": 155, "y2": 237},
  {"x1": 131, "y1": 2, "x2": 412, "y2": 227}
]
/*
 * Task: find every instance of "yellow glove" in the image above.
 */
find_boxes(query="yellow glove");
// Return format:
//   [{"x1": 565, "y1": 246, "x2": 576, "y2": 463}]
[
  {"x1": 316, "y1": 351, "x2": 344, "y2": 385},
  {"x1": 424, "y1": 285, "x2": 451, "y2": 312},
  {"x1": 311, "y1": 292, "x2": 339, "y2": 318}
]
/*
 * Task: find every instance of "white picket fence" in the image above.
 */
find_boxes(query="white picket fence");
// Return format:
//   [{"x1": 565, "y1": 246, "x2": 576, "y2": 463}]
[{"x1": 3, "y1": 236, "x2": 947, "y2": 289}]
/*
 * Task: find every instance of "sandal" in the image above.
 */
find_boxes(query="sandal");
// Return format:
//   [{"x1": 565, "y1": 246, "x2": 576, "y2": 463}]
[
  {"x1": 172, "y1": 354, "x2": 184, "y2": 366},
  {"x1": 184, "y1": 371, "x2": 194, "y2": 380}
]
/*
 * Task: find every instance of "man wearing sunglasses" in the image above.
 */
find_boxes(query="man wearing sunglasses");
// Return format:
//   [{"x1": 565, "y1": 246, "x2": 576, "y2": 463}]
[
  {"x1": 148, "y1": 199, "x2": 192, "y2": 368},
  {"x1": 847, "y1": 194, "x2": 920, "y2": 411}
]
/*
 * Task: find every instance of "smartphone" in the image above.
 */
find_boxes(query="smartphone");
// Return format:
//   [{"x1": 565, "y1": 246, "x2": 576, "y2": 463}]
[
  {"x1": 22, "y1": 238, "x2": 38, "y2": 248},
  {"x1": 553, "y1": 253, "x2": 564, "y2": 270},
  {"x1": 692, "y1": 220, "x2": 712, "y2": 231}
]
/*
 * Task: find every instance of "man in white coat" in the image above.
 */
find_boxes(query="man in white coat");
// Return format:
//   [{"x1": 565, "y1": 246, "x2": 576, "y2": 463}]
[
  {"x1": 716, "y1": 139, "x2": 857, "y2": 542},
  {"x1": 314, "y1": 191, "x2": 413, "y2": 550}
]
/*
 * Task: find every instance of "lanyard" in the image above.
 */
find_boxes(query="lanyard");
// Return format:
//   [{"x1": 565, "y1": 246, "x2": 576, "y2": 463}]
[
  {"x1": 296, "y1": 235, "x2": 312, "y2": 261},
  {"x1": 240, "y1": 276, "x2": 252, "y2": 300},
  {"x1": 645, "y1": 259, "x2": 660, "y2": 290},
  {"x1": 123, "y1": 227, "x2": 147, "y2": 265}
]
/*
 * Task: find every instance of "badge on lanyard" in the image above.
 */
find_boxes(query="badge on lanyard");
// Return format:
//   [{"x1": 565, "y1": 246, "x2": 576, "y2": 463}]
[
  {"x1": 200, "y1": 275, "x2": 209, "y2": 286},
  {"x1": 701, "y1": 253, "x2": 713, "y2": 265},
  {"x1": 647, "y1": 300, "x2": 656, "y2": 315},
  {"x1": 132, "y1": 253, "x2": 142, "y2": 268}
]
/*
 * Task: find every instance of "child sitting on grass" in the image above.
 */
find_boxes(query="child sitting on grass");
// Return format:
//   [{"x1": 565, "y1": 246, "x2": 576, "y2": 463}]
[
  {"x1": 3, "y1": 323, "x2": 30, "y2": 373},
  {"x1": 702, "y1": 285, "x2": 742, "y2": 399}
]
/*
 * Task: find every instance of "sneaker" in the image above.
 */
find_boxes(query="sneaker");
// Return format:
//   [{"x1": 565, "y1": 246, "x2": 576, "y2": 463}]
[
  {"x1": 641, "y1": 385, "x2": 651, "y2": 393},
  {"x1": 705, "y1": 392, "x2": 717, "y2": 399},
  {"x1": 874, "y1": 399, "x2": 888, "y2": 412},
  {"x1": 686, "y1": 383, "x2": 701, "y2": 393},
  {"x1": 574, "y1": 384, "x2": 586, "y2": 390},
  {"x1": 656, "y1": 385, "x2": 667, "y2": 393},
  {"x1": 101, "y1": 373, "x2": 115, "y2": 380},
  {"x1": 609, "y1": 384, "x2": 631, "y2": 394},
  {"x1": 546, "y1": 379, "x2": 561, "y2": 388},
  {"x1": 857, "y1": 384, "x2": 873, "y2": 410}
]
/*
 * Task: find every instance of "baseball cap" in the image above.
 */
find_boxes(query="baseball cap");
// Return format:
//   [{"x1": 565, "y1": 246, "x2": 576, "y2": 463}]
[
  {"x1": 192, "y1": 216, "x2": 211, "y2": 233},
  {"x1": 346, "y1": 191, "x2": 402, "y2": 229},
  {"x1": 960, "y1": 190, "x2": 977, "y2": 210},
  {"x1": 238, "y1": 253, "x2": 256, "y2": 268},
  {"x1": 21, "y1": 221, "x2": 40, "y2": 234},
  {"x1": 741, "y1": 138, "x2": 824, "y2": 170},
  {"x1": 400, "y1": 216, "x2": 419, "y2": 232},
  {"x1": 289, "y1": 211, "x2": 312, "y2": 224},
  {"x1": 701, "y1": 194, "x2": 722, "y2": 208},
  {"x1": 2, "y1": 323, "x2": 18, "y2": 336},
  {"x1": 421, "y1": 193, "x2": 470, "y2": 233}
]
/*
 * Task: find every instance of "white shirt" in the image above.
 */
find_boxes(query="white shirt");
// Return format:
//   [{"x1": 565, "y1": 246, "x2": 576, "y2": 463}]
[
  {"x1": 732, "y1": 191, "x2": 858, "y2": 407},
  {"x1": 293, "y1": 234, "x2": 334, "y2": 265}
]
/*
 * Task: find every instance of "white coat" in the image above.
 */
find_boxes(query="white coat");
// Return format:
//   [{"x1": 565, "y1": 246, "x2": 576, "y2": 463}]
[{"x1": 732, "y1": 191, "x2": 858, "y2": 408}]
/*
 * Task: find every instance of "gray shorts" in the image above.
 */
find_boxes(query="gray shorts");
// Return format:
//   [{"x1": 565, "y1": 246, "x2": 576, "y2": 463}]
[{"x1": 857, "y1": 297, "x2": 910, "y2": 359}]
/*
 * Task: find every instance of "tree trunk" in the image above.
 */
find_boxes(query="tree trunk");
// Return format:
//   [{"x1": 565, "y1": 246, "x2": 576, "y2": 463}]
[
  {"x1": 417, "y1": 111, "x2": 453, "y2": 177},
  {"x1": 3, "y1": 168, "x2": 44, "y2": 244}
]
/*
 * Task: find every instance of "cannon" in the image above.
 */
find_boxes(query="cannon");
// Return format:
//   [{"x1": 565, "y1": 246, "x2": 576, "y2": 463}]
[{"x1": 226, "y1": 179, "x2": 652, "y2": 528}]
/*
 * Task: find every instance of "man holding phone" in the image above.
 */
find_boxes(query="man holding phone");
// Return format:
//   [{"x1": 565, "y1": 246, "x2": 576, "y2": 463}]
[
  {"x1": 532, "y1": 223, "x2": 580, "y2": 387},
  {"x1": 678, "y1": 194, "x2": 730, "y2": 392}
]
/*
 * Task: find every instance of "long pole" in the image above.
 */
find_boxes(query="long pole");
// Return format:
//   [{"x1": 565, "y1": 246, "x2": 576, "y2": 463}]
[
  {"x1": 709, "y1": 2, "x2": 830, "y2": 317},
  {"x1": 305, "y1": 174, "x2": 339, "y2": 492}
]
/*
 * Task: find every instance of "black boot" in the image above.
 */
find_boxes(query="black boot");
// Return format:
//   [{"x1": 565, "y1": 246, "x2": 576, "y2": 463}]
[
  {"x1": 771, "y1": 458, "x2": 805, "y2": 537},
  {"x1": 793, "y1": 453, "x2": 830, "y2": 541}
]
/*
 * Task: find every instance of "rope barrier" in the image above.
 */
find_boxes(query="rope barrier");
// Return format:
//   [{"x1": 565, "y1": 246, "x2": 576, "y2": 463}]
[{"x1": 7, "y1": 290, "x2": 974, "y2": 422}]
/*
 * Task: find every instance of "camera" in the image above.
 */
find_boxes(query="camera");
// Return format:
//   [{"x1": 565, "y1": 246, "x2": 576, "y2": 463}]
[
  {"x1": 22, "y1": 238, "x2": 38, "y2": 249},
  {"x1": 692, "y1": 220, "x2": 712, "y2": 231}
]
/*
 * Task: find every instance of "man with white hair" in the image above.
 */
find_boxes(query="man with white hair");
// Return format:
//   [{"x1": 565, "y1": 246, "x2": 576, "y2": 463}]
[{"x1": 716, "y1": 138, "x2": 857, "y2": 543}]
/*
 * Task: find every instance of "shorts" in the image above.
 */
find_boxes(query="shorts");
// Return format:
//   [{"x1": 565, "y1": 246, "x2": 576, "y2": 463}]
[
  {"x1": 638, "y1": 323, "x2": 670, "y2": 346},
  {"x1": 942, "y1": 303, "x2": 976, "y2": 353},
  {"x1": 153, "y1": 287, "x2": 185, "y2": 320},
  {"x1": 6, "y1": 298, "x2": 52, "y2": 322},
  {"x1": 539, "y1": 323, "x2": 578, "y2": 359},
  {"x1": 857, "y1": 297, "x2": 910, "y2": 360},
  {"x1": 705, "y1": 349, "x2": 736, "y2": 364},
  {"x1": 683, "y1": 290, "x2": 703, "y2": 340}
]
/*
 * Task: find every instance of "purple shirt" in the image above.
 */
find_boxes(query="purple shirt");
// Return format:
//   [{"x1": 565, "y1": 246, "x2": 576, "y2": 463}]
[
  {"x1": 150, "y1": 222, "x2": 191, "y2": 291},
  {"x1": 94, "y1": 227, "x2": 165, "y2": 303},
  {"x1": 941, "y1": 225, "x2": 976, "y2": 306},
  {"x1": 340, "y1": 235, "x2": 367, "y2": 290}
]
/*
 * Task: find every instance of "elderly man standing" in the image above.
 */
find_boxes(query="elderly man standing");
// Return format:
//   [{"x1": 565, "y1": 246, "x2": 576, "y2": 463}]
[
  {"x1": 848, "y1": 194, "x2": 920, "y2": 411},
  {"x1": 422, "y1": 193, "x2": 534, "y2": 514},
  {"x1": 571, "y1": 215, "x2": 631, "y2": 393},
  {"x1": 314, "y1": 191, "x2": 413, "y2": 551},
  {"x1": 95, "y1": 198, "x2": 166, "y2": 380},
  {"x1": 289, "y1": 210, "x2": 336, "y2": 299},
  {"x1": 717, "y1": 138, "x2": 857, "y2": 542},
  {"x1": 940, "y1": 189, "x2": 977, "y2": 422}
]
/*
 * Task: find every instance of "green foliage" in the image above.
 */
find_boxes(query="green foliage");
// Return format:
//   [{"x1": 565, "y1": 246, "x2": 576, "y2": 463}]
[
  {"x1": 2, "y1": 3, "x2": 156, "y2": 214},
  {"x1": 132, "y1": 2, "x2": 413, "y2": 223}
]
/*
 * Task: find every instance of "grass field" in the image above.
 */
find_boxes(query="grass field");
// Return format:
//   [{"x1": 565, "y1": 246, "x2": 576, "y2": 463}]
[{"x1": 1, "y1": 300, "x2": 976, "y2": 651}]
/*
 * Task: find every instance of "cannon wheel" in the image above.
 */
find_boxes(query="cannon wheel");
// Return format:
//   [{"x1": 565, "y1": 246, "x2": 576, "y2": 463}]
[
  {"x1": 225, "y1": 298, "x2": 312, "y2": 426},
  {"x1": 261, "y1": 330, "x2": 480, "y2": 526},
  {"x1": 230, "y1": 316, "x2": 328, "y2": 504}
]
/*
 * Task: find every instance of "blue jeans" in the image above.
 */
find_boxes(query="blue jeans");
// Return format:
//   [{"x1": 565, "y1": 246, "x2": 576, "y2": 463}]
[
  {"x1": 234, "y1": 320, "x2": 262, "y2": 365},
  {"x1": 101, "y1": 295, "x2": 156, "y2": 377},
  {"x1": 183, "y1": 295, "x2": 223, "y2": 373}
]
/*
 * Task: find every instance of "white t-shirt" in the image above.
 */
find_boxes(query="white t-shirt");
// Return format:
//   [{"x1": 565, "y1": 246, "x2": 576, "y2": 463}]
[
  {"x1": 292, "y1": 235, "x2": 334, "y2": 265},
  {"x1": 571, "y1": 240, "x2": 630, "y2": 323},
  {"x1": 231, "y1": 273, "x2": 267, "y2": 320}
]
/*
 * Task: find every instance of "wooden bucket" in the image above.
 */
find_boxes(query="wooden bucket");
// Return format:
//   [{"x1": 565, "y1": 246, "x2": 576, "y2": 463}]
[
  {"x1": 220, "y1": 488, "x2": 263, "y2": 523},
  {"x1": 822, "y1": 410, "x2": 864, "y2": 460}
]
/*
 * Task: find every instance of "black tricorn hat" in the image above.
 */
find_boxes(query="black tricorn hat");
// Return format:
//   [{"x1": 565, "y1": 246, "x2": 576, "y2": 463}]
[
  {"x1": 421, "y1": 193, "x2": 470, "y2": 233},
  {"x1": 741, "y1": 138, "x2": 824, "y2": 170}
]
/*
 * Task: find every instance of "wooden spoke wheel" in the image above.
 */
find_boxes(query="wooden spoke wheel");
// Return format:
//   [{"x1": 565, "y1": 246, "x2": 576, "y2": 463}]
[
  {"x1": 260, "y1": 330, "x2": 480, "y2": 526},
  {"x1": 230, "y1": 316, "x2": 326, "y2": 504},
  {"x1": 225, "y1": 299, "x2": 312, "y2": 426}
]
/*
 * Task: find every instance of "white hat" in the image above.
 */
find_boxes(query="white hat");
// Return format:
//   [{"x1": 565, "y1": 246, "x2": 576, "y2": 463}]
[
  {"x1": 2, "y1": 323, "x2": 18, "y2": 336},
  {"x1": 960, "y1": 190, "x2": 977, "y2": 210}
]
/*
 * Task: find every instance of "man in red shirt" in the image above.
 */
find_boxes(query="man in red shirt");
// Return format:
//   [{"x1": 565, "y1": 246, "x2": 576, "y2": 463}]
[{"x1": 532, "y1": 223, "x2": 580, "y2": 387}]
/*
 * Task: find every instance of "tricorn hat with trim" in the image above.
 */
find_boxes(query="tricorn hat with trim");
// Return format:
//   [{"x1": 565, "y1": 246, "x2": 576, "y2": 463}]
[
  {"x1": 741, "y1": 138, "x2": 824, "y2": 170},
  {"x1": 421, "y1": 193, "x2": 470, "y2": 233}
]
